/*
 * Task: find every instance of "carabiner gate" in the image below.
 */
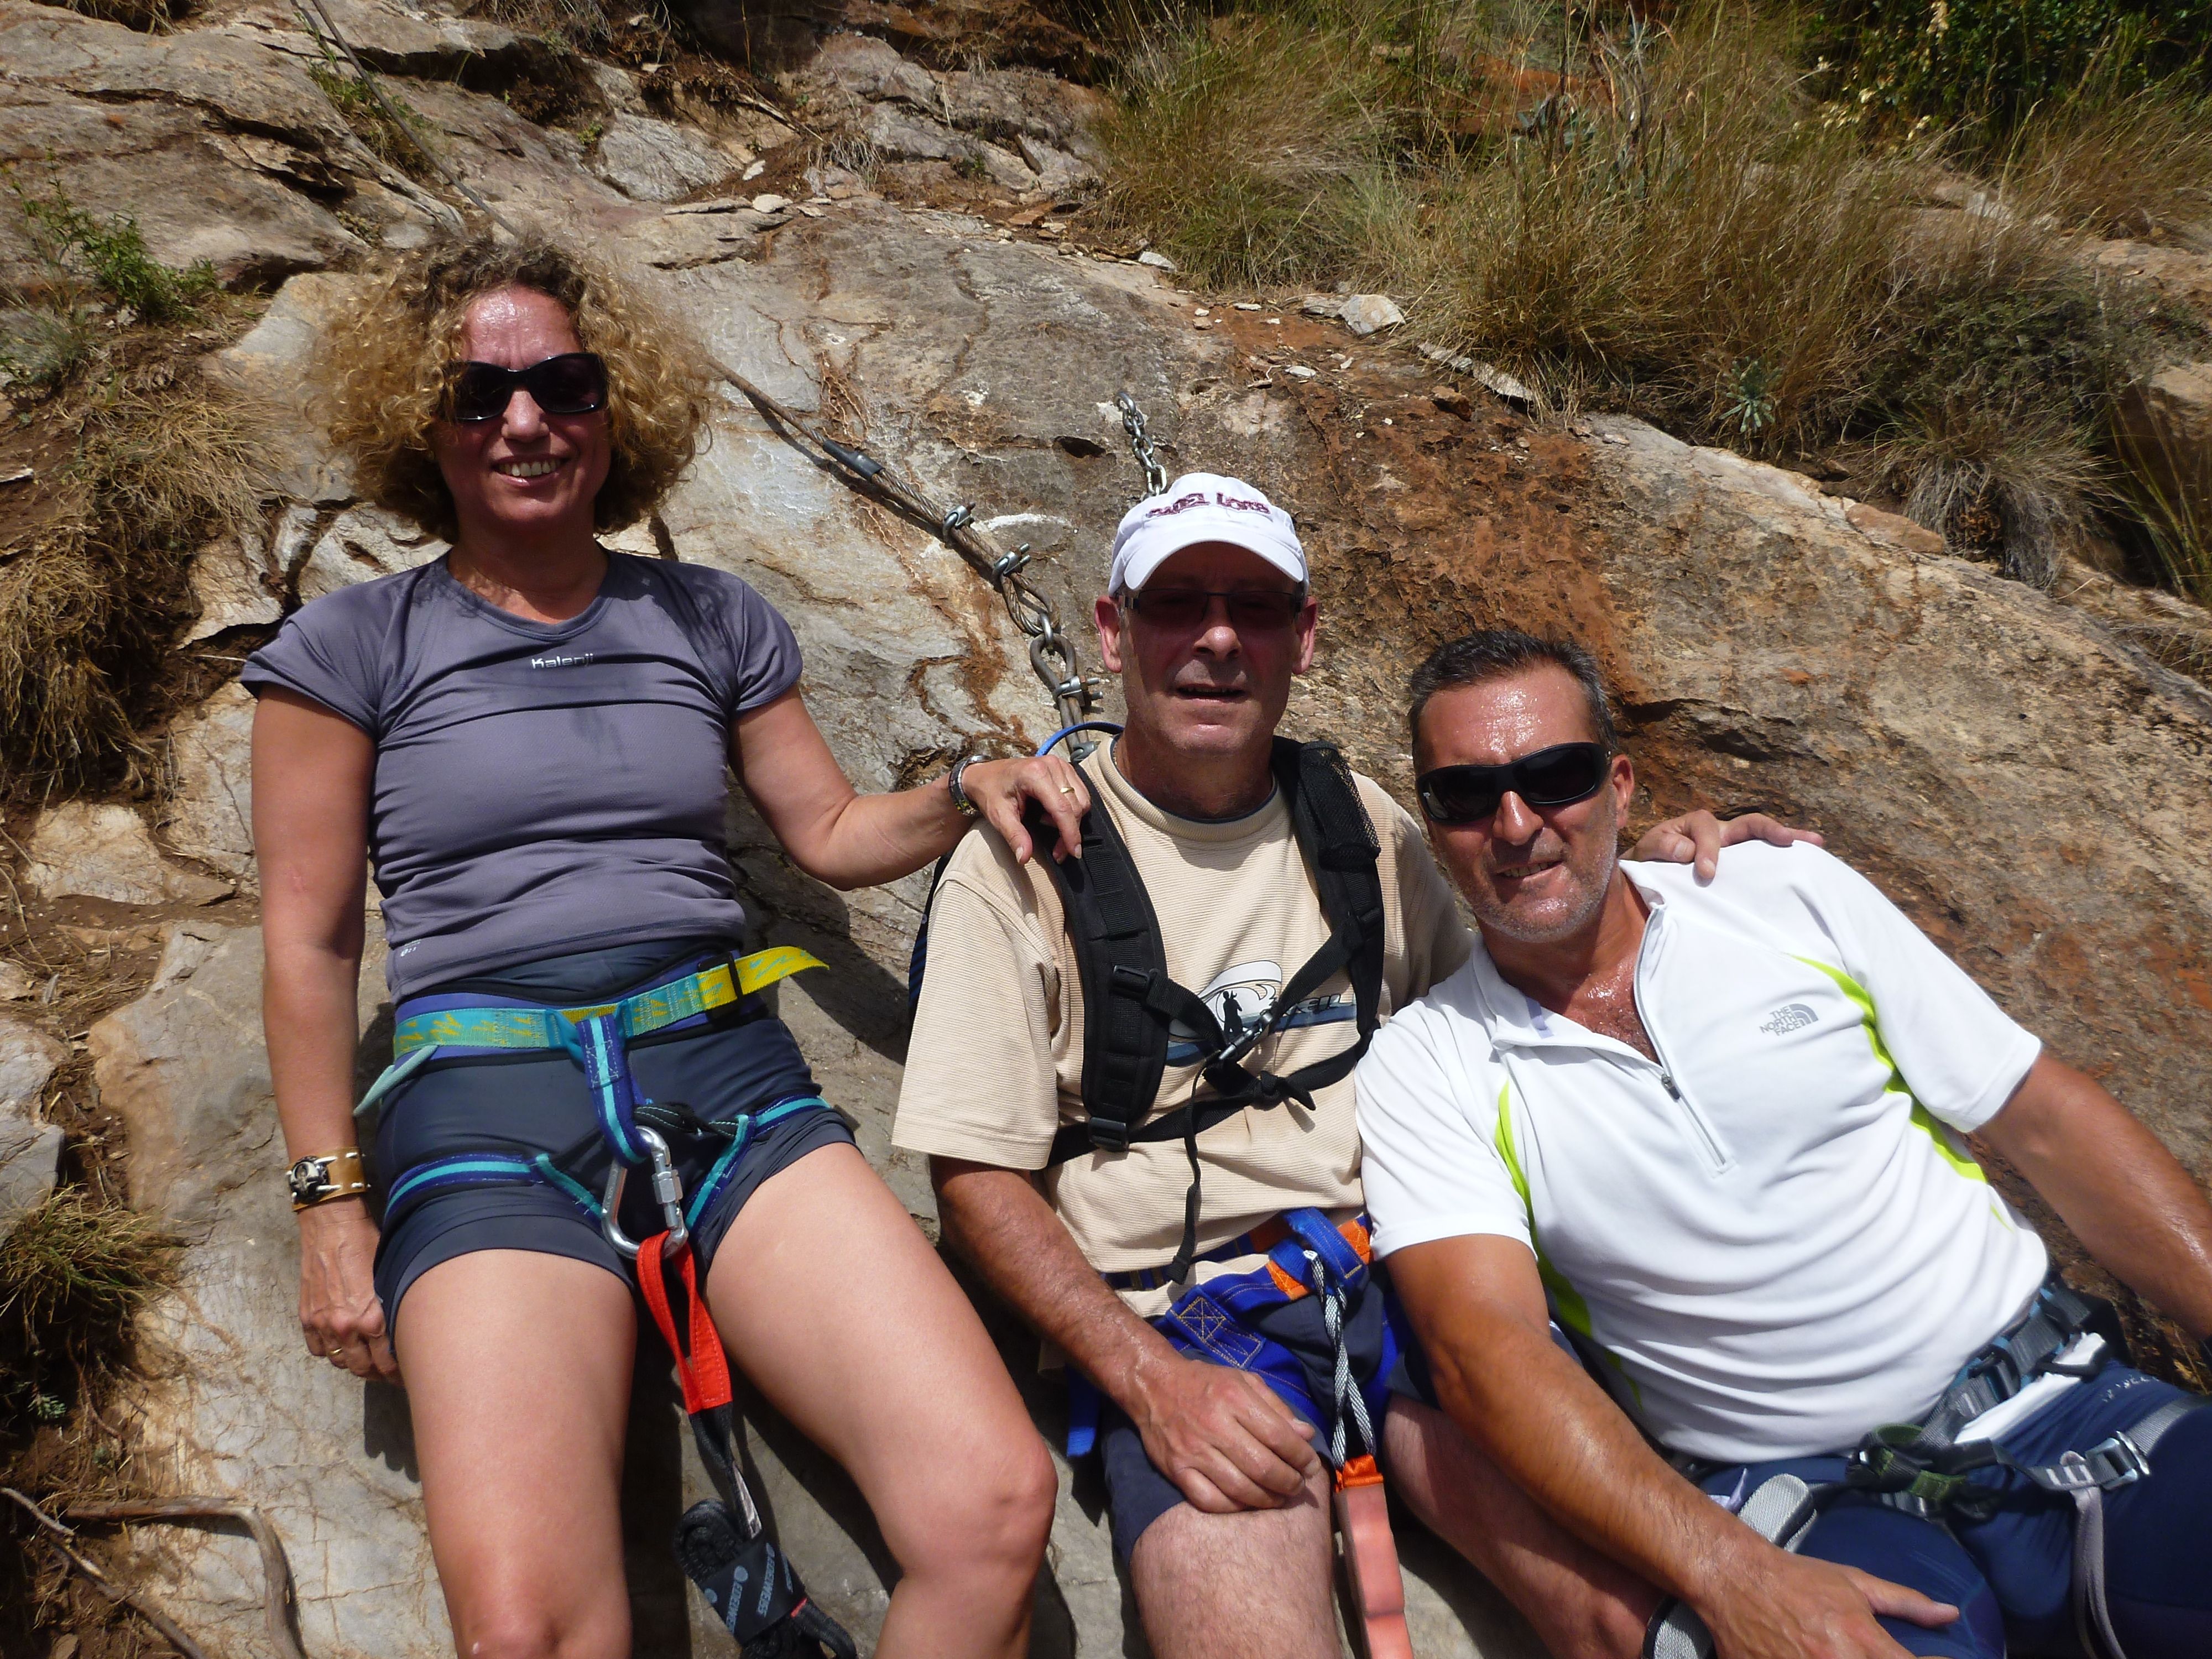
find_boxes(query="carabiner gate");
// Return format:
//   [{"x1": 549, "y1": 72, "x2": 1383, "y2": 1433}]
[{"x1": 601, "y1": 1125, "x2": 690, "y2": 1260}]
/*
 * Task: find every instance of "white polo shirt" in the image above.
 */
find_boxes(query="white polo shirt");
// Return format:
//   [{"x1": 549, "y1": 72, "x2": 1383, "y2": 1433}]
[{"x1": 1355, "y1": 842, "x2": 2049, "y2": 1464}]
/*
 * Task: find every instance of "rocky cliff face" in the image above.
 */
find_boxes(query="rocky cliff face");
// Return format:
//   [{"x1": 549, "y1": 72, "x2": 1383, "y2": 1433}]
[{"x1": 5, "y1": 3, "x2": 2210, "y2": 1655}]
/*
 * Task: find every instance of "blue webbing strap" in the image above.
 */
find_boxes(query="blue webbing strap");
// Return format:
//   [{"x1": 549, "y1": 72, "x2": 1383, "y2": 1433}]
[
  {"x1": 379, "y1": 1099, "x2": 838, "y2": 1238},
  {"x1": 576, "y1": 1011, "x2": 646, "y2": 1165},
  {"x1": 681, "y1": 1097, "x2": 829, "y2": 1228},
  {"x1": 1283, "y1": 1207, "x2": 1366, "y2": 1286}
]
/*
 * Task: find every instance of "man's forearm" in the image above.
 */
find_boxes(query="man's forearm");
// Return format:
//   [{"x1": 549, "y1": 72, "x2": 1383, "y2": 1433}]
[
  {"x1": 1983, "y1": 1055, "x2": 2212, "y2": 1339},
  {"x1": 931, "y1": 1157, "x2": 1185, "y2": 1407},
  {"x1": 1392, "y1": 1240, "x2": 1770, "y2": 1618},
  {"x1": 1433, "y1": 1316, "x2": 1760, "y2": 1609}
]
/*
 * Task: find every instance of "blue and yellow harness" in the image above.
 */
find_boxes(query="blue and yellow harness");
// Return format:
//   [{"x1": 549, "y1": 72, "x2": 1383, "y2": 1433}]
[{"x1": 362, "y1": 945, "x2": 832, "y2": 1239}]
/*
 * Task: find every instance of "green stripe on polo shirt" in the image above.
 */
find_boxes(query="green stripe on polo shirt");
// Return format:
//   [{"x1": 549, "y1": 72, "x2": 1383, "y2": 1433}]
[
  {"x1": 1793, "y1": 956, "x2": 1988, "y2": 1186},
  {"x1": 1493, "y1": 1083, "x2": 1599, "y2": 1336}
]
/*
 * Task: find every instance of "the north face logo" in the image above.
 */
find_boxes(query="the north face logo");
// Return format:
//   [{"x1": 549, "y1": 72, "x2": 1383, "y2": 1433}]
[{"x1": 1760, "y1": 1003, "x2": 1817, "y2": 1035}]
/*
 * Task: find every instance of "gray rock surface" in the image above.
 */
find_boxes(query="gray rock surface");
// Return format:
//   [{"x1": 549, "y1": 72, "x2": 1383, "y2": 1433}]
[
  {"x1": 186, "y1": 530, "x2": 285, "y2": 641},
  {"x1": 295, "y1": 505, "x2": 448, "y2": 603},
  {"x1": 592, "y1": 111, "x2": 744, "y2": 204},
  {"x1": 207, "y1": 274, "x2": 368, "y2": 505},
  {"x1": 163, "y1": 681, "x2": 260, "y2": 886},
  {"x1": 23, "y1": 802, "x2": 233, "y2": 907},
  {"x1": 0, "y1": 1014, "x2": 66, "y2": 1238}
]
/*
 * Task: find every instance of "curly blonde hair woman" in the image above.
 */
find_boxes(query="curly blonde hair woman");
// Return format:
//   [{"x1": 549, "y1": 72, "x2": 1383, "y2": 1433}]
[
  {"x1": 246, "y1": 229, "x2": 1077, "y2": 1659},
  {"x1": 324, "y1": 233, "x2": 709, "y2": 540}
]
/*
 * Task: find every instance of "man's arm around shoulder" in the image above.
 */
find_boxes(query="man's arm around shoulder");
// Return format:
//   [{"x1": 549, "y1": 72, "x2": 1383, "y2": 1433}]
[{"x1": 1387, "y1": 1235, "x2": 1959, "y2": 1659}]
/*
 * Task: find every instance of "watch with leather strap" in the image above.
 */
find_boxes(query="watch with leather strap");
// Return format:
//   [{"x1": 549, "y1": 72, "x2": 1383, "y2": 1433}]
[{"x1": 289, "y1": 1148, "x2": 371, "y2": 1211}]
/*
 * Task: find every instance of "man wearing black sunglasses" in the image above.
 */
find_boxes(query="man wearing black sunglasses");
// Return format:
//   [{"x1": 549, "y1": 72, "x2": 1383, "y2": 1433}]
[
  {"x1": 1358, "y1": 628, "x2": 2212, "y2": 1659},
  {"x1": 895, "y1": 479, "x2": 1812, "y2": 1657}
]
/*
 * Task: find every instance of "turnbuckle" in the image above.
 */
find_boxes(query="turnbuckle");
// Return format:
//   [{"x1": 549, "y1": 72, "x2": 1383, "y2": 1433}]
[{"x1": 601, "y1": 1125, "x2": 690, "y2": 1261}]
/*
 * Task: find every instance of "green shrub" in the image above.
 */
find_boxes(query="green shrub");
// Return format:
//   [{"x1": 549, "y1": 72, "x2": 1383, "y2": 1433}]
[
  {"x1": 6, "y1": 176, "x2": 216, "y2": 324},
  {"x1": 1813, "y1": 0, "x2": 2212, "y2": 133}
]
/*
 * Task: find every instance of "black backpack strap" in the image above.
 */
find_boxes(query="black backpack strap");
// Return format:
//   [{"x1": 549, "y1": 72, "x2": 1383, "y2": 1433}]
[
  {"x1": 1043, "y1": 741, "x2": 1389, "y2": 1280},
  {"x1": 1032, "y1": 799, "x2": 1225, "y2": 1155}
]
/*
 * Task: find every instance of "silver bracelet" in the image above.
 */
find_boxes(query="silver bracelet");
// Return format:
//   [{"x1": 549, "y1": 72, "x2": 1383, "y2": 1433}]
[{"x1": 946, "y1": 753, "x2": 984, "y2": 819}]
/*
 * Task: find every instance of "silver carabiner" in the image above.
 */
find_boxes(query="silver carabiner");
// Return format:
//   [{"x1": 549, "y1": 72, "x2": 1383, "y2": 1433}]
[{"x1": 600, "y1": 1125, "x2": 689, "y2": 1261}]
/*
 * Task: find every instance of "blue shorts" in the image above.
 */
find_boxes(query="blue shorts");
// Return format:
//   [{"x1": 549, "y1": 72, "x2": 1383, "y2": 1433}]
[
  {"x1": 1095, "y1": 1270, "x2": 1432, "y2": 1564},
  {"x1": 369, "y1": 937, "x2": 855, "y2": 1322},
  {"x1": 1691, "y1": 1365, "x2": 2212, "y2": 1658}
]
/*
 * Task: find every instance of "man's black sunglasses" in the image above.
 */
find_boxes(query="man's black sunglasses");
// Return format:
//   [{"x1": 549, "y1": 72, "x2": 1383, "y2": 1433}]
[
  {"x1": 443, "y1": 352, "x2": 609, "y2": 424},
  {"x1": 1416, "y1": 742, "x2": 1610, "y2": 825},
  {"x1": 1124, "y1": 587, "x2": 1306, "y2": 630}
]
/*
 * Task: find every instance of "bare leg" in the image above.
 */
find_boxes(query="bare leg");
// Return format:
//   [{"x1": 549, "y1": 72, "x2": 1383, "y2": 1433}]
[
  {"x1": 397, "y1": 1250, "x2": 638, "y2": 1659},
  {"x1": 1129, "y1": 1459, "x2": 1340, "y2": 1659},
  {"x1": 1385, "y1": 1399, "x2": 1658, "y2": 1659},
  {"x1": 705, "y1": 1144, "x2": 1056, "y2": 1659}
]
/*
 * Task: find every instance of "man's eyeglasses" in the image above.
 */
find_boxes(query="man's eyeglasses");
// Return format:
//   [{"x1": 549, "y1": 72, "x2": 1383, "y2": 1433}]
[
  {"x1": 1416, "y1": 742, "x2": 1610, "y2": 825},
  {"x1": 443, "y1": 352, "x2": 609, "y2": 424},
  {"x1": 1123, "y1": 587, "x2": 1306, "y2": 632}
]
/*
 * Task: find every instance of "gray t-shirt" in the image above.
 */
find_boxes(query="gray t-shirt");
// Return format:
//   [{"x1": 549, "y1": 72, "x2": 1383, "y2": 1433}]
[{"x1": 243, "y1": 552, "x2": 802, "y2": 999}]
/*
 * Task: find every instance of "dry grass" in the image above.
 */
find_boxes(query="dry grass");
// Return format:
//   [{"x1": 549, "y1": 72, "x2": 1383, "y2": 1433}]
[
  {"x1": 0, "y1": 374, "x2": 272, "y2": 793},
  {"x1": 1094, "y1": 1, "x2": 2212, "y2": 598},
  {"x1": 1097, "y1": 13, "x2": 1401, "y2": 286},
  {"x1": 1404, "y1": 12, "x2": 1924, "y2": 451},
  {"x1": 0, "y1": 1193, "x2": 180, "y2": 1357},
  {"x1": 2011, "y1": 82, "x2": 2212, "y2": 242},
  {"x1": 1886, "y1": 403, "x2": 2104, "y2": 588}
]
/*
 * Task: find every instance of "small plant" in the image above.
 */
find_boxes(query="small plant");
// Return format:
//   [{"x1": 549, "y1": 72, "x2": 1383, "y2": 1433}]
[
  {"x1": 0, "y1": 307, "x2": 92, "y2": 394},
  {"x1": 3, "y1": 174, "x2": 215, "y2": 325},
  {"x1": 0, "y1": 1191, "x2": 181, "y2": 1363},
  {"x1": 579, "y1": 115, "x2": 606, "y2": 146},
  {"x1": 1724, "y1": 356, "x2": 1781, "y2": 439},
  {"x1": 309, "y1": 60, "x2": 440, "y2": 181}
]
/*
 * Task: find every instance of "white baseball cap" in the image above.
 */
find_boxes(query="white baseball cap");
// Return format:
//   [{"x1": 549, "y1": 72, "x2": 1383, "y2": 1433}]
[{"x1": 1108, "y1": 472, "x2": 1307, "y2": 596}]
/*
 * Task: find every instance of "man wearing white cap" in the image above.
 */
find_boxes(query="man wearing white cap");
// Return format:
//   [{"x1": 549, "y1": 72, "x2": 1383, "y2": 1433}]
[{"x1": 893, "y1": 473, "x2": 1801, "y2": 1656}]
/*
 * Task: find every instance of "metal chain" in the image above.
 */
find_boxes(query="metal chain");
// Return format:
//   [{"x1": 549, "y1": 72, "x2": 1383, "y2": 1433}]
[{"x1": 1115, "y1": 391, "x2": 1170, "y2": 499}]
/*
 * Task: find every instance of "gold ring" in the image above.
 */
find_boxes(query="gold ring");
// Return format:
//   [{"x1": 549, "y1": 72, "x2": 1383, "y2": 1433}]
[{"x1": 1058, "y1": 785, "x2": 1077, "y2": 795}]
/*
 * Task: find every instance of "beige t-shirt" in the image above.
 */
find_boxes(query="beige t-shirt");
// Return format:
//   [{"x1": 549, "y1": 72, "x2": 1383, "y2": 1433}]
[{"x1": 893, "y1": 740, "x2": 1471, "y2": 1316}]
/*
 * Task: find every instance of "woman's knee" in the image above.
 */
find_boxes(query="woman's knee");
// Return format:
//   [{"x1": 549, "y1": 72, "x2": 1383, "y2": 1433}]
[
  {"x1": 449, "y1": 1593, "x2": 628, "y2": 1659},
  {"x1": 898, "y1": 1428, "x2": 1057, "y2": 1583}
]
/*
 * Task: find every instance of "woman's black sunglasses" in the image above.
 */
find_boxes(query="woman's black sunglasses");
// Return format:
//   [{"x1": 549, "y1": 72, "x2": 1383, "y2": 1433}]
[
  {"x1": 1416, "y1": 742, "x2": 1610, "y2": 825},
  {"x1": 443, "y1": 352, "x2": 608, "y2": 424}
]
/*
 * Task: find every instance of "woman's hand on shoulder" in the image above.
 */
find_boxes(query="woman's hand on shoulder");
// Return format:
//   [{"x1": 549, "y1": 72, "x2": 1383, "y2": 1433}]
[
  {"x1": 960, "y1": 755, "x2": 1092, "y2": 865},
  {"x1": 297, "y1": 1199, "x2": 400, "y2": 1383},
  {"x1": 1631, "y1": 810, "x2": 1822, "y2": 882}
]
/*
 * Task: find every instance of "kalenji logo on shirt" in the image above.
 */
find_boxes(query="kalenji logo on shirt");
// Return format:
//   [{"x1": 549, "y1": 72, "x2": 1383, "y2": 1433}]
[
  {"x1": 529, "y1": 652, "x2": 596, "y2": 670},
  {"x1": 1760, "y1": 1003, "x2": 1817, "y2": 1035}
]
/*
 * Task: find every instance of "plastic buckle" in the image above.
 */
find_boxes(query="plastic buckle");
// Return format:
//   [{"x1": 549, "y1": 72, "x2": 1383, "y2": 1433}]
[
  {"x1": 601, "y1": 1126, "x2": 688, "y2": 1261},
  {"x1": 1084, "y1": 1117, "x2": 1132, "y2": 1154},
  {"x1": 2080, "y1": 1434, "x2": 2151, "y2": 1488}
]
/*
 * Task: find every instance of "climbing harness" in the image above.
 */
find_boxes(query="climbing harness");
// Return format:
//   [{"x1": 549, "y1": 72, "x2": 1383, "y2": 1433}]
[
  {"x1": 1644, "y1": 1278, "x2": 2210, "y2": 1659},
  {"x1": 1037, "y1": 735, "x2": 1385, "y2": 1282},
  {"x1": 1067, "y1": 1210, "x2": 1413, "y2": 1659},
  {"x1": 356, "y1": 945, "x2": 858, "y2": 1659}
]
